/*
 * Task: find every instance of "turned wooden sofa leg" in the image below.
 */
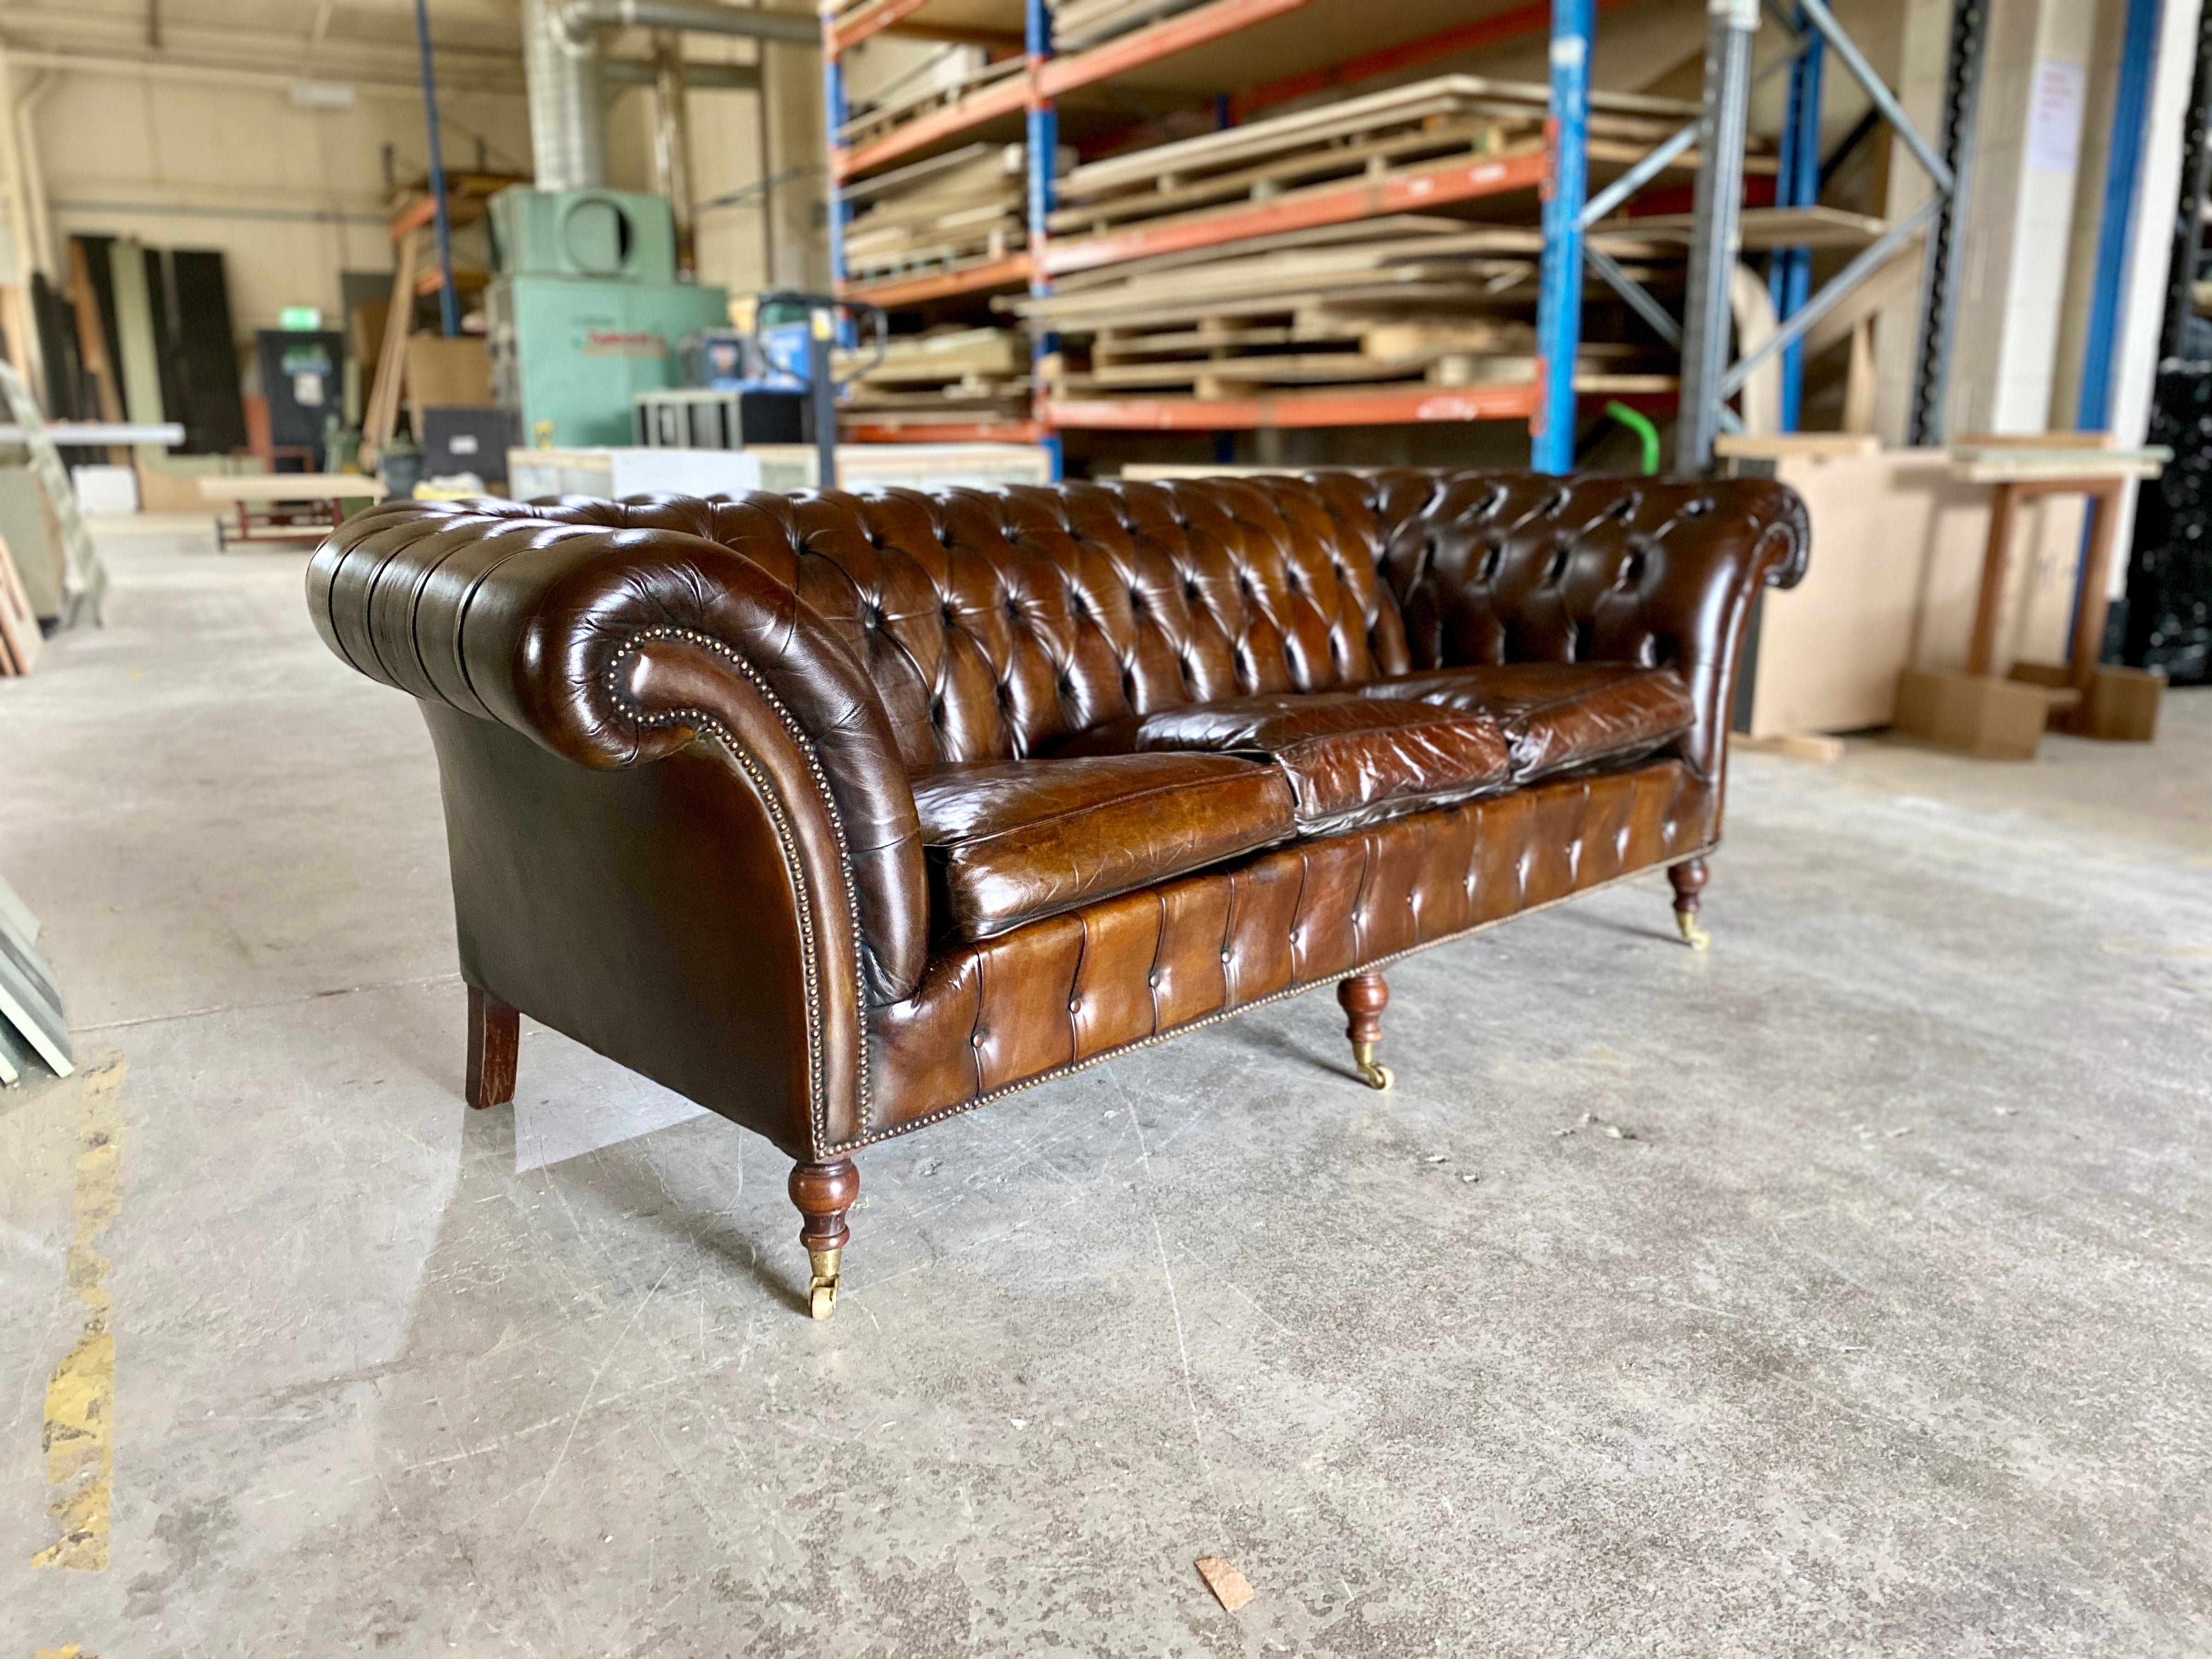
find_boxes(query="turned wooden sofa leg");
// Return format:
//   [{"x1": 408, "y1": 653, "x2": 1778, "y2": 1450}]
[
  {"x1": 1668, "y1": 857, "x2": 1711, "y2": 951},
  {"x1": 1337, "y1": 973, "x2": 1393, "y2": 1091},
  {"x1": 788, "y1": 1158, "x2": 860, "y2": 1320},
  {"x1": 465, "y1": 985, "x2": 518, "y2": 1110}
]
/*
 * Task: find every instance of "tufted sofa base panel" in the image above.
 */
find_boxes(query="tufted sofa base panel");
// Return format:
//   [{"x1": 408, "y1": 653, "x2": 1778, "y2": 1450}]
[{"x1": 860, "y1": 758, "x2": 1709, "y2": 1148}]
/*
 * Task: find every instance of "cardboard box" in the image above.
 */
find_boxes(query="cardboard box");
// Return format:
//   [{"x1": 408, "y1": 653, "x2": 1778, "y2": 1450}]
[
  {"x1": 1893, "y1": 667, "x2": 2049, "y2": 759},
  {"x1": 405, "y1": 335, "x2": 493, "y2": 426},
  {"x1": 2085, "y1": 665, "x2": 2165, "y2": 742},
  {"x1": 1723, "y1": 448, "x2": 2088, "y2": 740},
  {"x1": 70, "y1": 464, "x2": 138, "y2": 515},
  {"x1": 2008, "y1": 659, "x2": 2165, "y2": 740}
]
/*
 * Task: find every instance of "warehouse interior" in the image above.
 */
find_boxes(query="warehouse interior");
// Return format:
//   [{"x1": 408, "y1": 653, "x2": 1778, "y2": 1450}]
[{"x1": 1, "y1": 0, "x2": 2207, "y2": 1652}]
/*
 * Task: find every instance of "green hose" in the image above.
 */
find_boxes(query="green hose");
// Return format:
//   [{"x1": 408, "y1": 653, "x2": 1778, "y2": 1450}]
[{"x1": 1605, "y1": 400, "x2": 1661, "y2": 476}]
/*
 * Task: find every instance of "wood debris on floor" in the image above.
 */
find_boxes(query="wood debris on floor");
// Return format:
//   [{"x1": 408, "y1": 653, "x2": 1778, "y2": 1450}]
[{"x1": 1194, "y1": 1555, "x2": 1255, "y2": 1613}]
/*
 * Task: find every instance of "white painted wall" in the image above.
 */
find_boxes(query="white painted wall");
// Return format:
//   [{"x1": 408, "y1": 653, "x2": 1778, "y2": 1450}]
[
  {"x1": 25, "y1": 71, "x2": 532, "y2": 330},
  {"x1": 11, "y1": 25, "x2": 783, "y2": 339}
]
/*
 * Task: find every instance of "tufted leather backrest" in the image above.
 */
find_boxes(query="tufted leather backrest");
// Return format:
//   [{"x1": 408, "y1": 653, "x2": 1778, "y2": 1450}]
[
  {"x1": 478, "y1": 477, "x2": 1412, "y2": 769},
  {"x1": 433, "y1": 470, "x2": 1803, "y2": 785}
]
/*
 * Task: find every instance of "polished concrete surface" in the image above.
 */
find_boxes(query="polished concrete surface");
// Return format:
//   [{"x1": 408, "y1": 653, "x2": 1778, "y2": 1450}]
[{"x1": 3, "y1": 523, "x2": 2208, "y2": 1656}]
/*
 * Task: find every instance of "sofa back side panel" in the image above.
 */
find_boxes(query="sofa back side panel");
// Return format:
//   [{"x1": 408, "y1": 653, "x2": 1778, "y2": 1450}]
[{"x1": 1347, "y1": 469, "x2": 1808, "y2": 785}]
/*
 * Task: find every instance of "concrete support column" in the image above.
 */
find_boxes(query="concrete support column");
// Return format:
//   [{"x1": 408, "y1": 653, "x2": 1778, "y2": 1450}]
[{"x1": 1942, "y1": 0, "x2": 2097, "y2": 435}]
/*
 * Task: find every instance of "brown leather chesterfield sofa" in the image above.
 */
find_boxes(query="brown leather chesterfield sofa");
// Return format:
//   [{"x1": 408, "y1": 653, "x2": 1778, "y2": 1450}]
[{"x1": 309, "y1": 470, "x2": 1806, "y2": 1317}]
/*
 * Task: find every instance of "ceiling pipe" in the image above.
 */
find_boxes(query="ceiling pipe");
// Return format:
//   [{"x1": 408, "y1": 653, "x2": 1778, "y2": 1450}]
[
  {"x1": 604, "y1": 58, "x2": 757, "y2": 89},
  {"x1": 554, "y1": 1, "x2": 822, "y2": 50},
  {"x1": 532, "y1": 1, "x2": 808, "y2": 194}
]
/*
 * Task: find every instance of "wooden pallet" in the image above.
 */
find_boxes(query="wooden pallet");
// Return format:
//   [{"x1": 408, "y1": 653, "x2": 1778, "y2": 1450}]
[
  {"x1": 1057, "y1": 339, "x2": 1651, "y2": 394},
  {"x1": 837, "y1": 327, "x2": 1032, "y2": 428},
  {"x1": 838, "y1": 326, "x2": 1029, "y2": 385}
]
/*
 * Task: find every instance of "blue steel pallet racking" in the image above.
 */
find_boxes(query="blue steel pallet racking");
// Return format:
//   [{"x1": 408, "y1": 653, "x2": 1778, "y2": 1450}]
[{"x1": 818, "y1": 0, "x2": 1975, "y2": 476}]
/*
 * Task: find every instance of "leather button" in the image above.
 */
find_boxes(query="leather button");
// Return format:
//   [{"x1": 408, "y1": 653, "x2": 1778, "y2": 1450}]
[
  {"x1": 1147, "y1": 970, "x2": 1160, "y2": 987},
  {"x1": 970, "y1": 1030, "x2": 986, "y2": 1047},
  {"x1": 1068, "y1": 997, "x2": 1081, "y2": 1013},
  {"x1": 1219, "y1": 948, "x2": 1232, "y2": 962}
]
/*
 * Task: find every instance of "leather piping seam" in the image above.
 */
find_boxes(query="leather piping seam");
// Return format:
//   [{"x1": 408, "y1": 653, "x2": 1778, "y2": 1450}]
[
  {"x1": 828, "y1": 834, "x2": 1719, "y2": 1156},
  {"x1": 601, "y1": 625, "x2": 874, "y2": 1153}
]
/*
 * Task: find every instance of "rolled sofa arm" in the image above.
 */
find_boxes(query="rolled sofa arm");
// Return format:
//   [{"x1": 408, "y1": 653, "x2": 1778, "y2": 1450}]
[
  {"x1": 307, "y1": 498, "x2": 928, "y2": 1005},
  {"x1": 1345, "y1": 470, "x2": 1810, "y2": 787}
]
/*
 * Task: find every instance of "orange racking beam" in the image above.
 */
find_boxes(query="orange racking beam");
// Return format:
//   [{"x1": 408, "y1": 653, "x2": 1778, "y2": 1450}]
[
  {"x1": 841, "y1": 254, "x2": 1034, "y2": 306},
  {"x1": 831, "y1": 0, "x2": 936, "y2": 53},
  {"x1": 1045, "y1": 382, "x2": 1541, "y2": 429},
  {"x1": 844, "y1": 421, "x2": 1048, "y2": 442}
]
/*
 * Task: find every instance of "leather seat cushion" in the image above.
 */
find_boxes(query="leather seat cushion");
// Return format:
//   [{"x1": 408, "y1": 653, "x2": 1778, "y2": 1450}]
[
  {"x1": 1058, "y1": 692, "x2": 1513, "y2": 833},
  {"x1": 1359, "y1": 663, "x2": 1695, "y2": 781},
  {"x1": 913, "y1": 753, "x2": 1296, "y2": 942}
]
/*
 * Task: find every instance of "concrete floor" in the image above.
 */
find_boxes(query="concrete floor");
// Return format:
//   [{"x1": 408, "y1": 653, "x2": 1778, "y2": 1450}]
[{"x1": 2, "y1": 522, "x2": 2208, "y2": 1657}]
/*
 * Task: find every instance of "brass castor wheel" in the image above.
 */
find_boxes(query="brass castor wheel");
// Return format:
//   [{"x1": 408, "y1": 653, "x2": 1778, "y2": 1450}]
[
  {"x1": 1675, "y1": 910, "x2": 1711, "y2": 951},
  {"x1": 806, "y1": 1248, "x2": 841, "y2": 1320},
  {"x1": 1352, "y1": 1042, "x2": 1393, "y2": 1091}
]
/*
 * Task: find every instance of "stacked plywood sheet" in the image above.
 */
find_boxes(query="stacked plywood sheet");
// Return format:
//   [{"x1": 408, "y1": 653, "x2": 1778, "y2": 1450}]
[
  {"x1": 1010, "y1": 217, "x2": 1675, "y2": 398},
  {"x1": 838, "y1": 44, "x2": 1020, "y2": 153},
  {"x1": 842, "y1": 143, "x2": 1030, "y2": 287},
  {"x1": 1050, "y1": 0, "x2": 1205, "y2": 49},
  {"x1": 836, "y1": 326, "x2": 1032, "y2": 430},
  {"x1": 1050, "y1": 75, "x2": 1698, "y2": 242}
]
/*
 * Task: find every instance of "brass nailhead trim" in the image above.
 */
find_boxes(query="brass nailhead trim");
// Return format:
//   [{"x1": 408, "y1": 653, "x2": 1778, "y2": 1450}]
[{"x1": 602, "y1": 625, "x2": 874, "y2": 1155}]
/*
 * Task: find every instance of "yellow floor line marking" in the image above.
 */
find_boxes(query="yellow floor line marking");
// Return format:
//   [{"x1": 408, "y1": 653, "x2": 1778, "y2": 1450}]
[
  {"x1": 36, "y1": 1646, "x2": 97, "y2": 1657},
  {"x1": 31, "y1": 1056, "x2": 125, "y2": 1573}
]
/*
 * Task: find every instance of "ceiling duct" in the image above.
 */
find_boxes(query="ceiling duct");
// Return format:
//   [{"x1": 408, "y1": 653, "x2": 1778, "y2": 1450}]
[{"x1": 527, "y1": 1, "x2": 816, "y2": 193}]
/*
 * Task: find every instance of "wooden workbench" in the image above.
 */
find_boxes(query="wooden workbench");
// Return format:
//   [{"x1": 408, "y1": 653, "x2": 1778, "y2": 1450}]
[{"x1": 197, "y1": 473, "x2": 388, "y2": 549}]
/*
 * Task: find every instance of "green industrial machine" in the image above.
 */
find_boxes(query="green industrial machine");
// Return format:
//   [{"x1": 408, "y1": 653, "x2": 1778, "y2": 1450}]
[{"x1": 486, "y1": 187, "x2": 729, "y2": 449}]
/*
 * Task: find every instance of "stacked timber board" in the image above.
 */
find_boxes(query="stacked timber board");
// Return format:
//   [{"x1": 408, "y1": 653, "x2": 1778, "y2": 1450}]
[
  {"x1": 1009, "y1": 217, "x2": 1677, "y2": 402},
  {"x1": 842, "y1": 143, "x2": 1030, "y2": 288},
  {"x1": 835, "y1": 326, "x2": 1032, "y2": 430},
  {"x1": 1050, "y1": 0, "x2": 1207, "y2": 49},
  {"x1": 838, "y1": 44, "x2": 1019, "y2": 154},
  {"x1": 1050, "y1": 75, "x2": 1699, "y2": 242}
]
